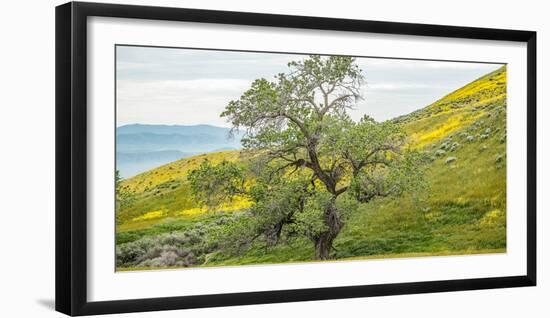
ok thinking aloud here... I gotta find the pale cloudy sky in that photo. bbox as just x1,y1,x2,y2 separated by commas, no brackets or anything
116,46,502,127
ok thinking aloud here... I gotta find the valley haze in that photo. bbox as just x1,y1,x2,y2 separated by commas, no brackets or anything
116,123,243,178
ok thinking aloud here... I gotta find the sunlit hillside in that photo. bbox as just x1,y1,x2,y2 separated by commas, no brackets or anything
117,150,249,231
116,66,507,269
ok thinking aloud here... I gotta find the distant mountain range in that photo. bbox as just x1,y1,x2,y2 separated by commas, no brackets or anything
116,124,243,178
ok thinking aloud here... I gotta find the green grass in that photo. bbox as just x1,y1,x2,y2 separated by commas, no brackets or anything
116,66,507,270
116,212,230,245
117,248,505,272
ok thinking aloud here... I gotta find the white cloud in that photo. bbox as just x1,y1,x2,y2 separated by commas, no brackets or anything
366,83,443,91
116,46,503,125
117,79,252,127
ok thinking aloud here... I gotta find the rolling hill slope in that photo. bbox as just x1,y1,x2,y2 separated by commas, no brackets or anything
116,66,507,269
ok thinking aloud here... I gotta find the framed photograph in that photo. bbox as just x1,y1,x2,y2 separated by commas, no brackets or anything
55,1,536,316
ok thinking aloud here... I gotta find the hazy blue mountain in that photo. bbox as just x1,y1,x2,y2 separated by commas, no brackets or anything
116,124,243,178
116,133,240,152
117,124,237,136
116,150,194,178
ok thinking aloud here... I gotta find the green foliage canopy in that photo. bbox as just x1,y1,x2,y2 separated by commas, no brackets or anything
190,55,427,259
188,160,246,207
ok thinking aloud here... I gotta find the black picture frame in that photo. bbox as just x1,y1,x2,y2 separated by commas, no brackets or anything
55,1,537,316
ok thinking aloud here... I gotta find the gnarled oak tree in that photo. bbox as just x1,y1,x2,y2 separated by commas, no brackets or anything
189,55,426,260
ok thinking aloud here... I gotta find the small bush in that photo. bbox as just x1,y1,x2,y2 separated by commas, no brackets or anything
449,142,460,152
445,157,457,164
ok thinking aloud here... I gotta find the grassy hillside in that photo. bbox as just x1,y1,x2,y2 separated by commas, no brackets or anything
116,150,251,232
337,66,507,258
116,66,507,269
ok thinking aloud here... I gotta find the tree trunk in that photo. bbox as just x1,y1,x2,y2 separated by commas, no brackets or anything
314,198,343,260
315,232,335,260
265,222,283,247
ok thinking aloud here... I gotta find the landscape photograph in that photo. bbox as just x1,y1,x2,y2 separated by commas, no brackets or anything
115,46,507,271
